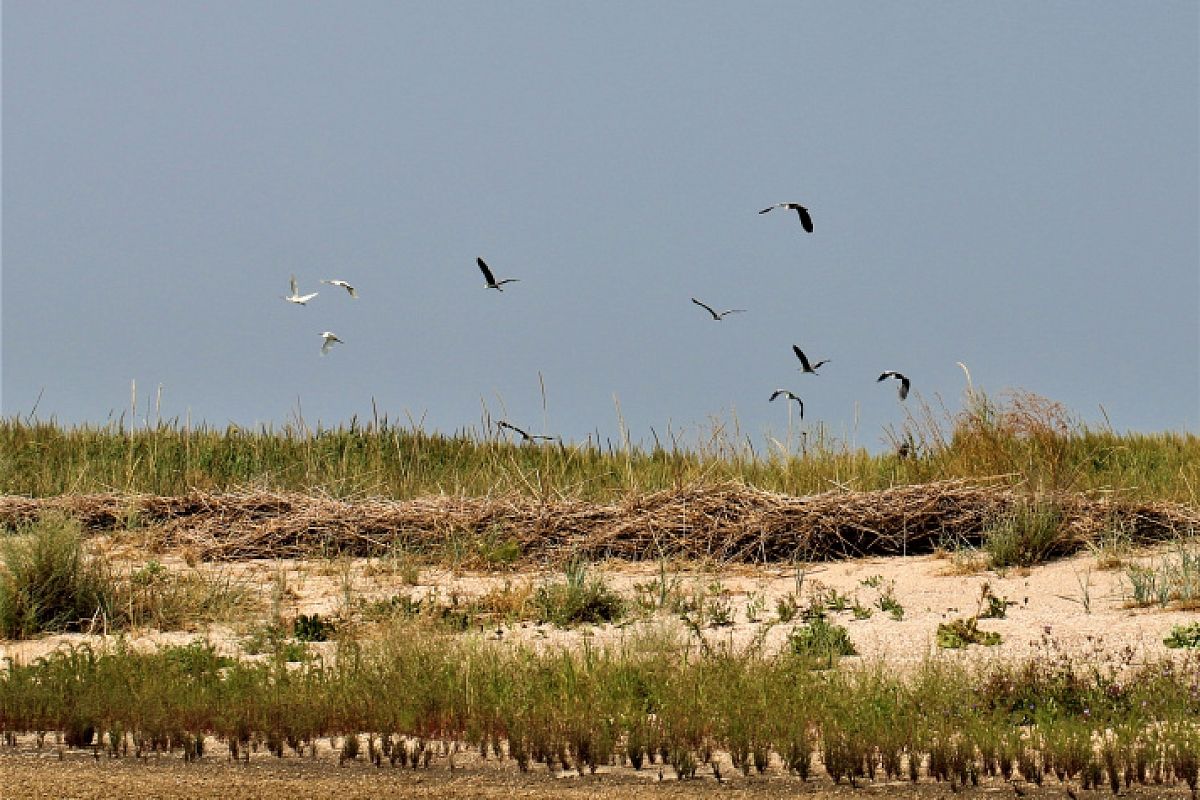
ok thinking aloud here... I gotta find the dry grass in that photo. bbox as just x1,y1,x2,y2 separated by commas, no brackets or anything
1,481,1194,565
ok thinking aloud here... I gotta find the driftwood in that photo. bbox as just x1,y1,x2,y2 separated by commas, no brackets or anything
0,482,1195,564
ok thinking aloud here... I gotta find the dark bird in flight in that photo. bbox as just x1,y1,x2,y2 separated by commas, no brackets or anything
769,389,804,418
497,420,555,443
792,345,830,374
476,257,519,291
691,297,746,320
877,370,911,400
758,202,813,233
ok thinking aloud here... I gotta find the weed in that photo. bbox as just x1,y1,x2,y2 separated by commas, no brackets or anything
985,498,1067,568
787,616,857,665
937,617,1001,649
293,613,335,642
533,558,623,627
1164,623,1200,649
0,514,113,638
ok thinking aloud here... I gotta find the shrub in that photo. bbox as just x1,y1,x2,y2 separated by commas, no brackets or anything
533,558,624,627
937,617,1001,649
0,514,113,638
1164,623,1200,649
984,498,1067,568
787,616,857,665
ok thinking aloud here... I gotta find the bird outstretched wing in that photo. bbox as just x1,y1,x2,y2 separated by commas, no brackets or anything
476,257,497,285
792,345,813,371
691,297,720,319
795,205,814,233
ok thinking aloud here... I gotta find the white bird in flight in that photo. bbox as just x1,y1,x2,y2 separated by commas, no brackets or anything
284,275,319,305
320,331,343,355
321,279,358,298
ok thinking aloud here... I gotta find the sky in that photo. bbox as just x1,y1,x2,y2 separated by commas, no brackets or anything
3,2,1198,451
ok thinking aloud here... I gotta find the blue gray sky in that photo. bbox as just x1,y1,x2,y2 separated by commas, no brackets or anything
4,3,1197,450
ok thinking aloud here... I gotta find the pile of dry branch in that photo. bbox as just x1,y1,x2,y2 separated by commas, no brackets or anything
0,482,1195,563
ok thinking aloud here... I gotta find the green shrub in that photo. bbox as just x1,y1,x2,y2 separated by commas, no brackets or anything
1164,622,1200,649
0,514,114,638
937,617,1002,649
533,558,624,627
787,616,857,665
984,498,1066,568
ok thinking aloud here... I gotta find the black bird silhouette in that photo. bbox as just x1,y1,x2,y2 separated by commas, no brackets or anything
476,257,519,291
758,202,813,233
769,389,804,418
691,297,746,320
792,345,830,374
497,420,554,443
877,370,911,400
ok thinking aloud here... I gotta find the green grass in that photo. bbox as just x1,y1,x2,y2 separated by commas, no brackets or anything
1,627,1198,791
0,515,254,639
0,389,1196,503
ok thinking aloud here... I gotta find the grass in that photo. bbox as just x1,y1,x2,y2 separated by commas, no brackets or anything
1123,539,1200,609
0,389,1196,505
1,626,1198,792
0,514,254,639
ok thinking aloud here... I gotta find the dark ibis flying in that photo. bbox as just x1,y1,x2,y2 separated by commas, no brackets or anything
759,202,813,233
477,257,519,291
877,371,911,400
792,345,830,374
769,389,805,418
691,297,746,320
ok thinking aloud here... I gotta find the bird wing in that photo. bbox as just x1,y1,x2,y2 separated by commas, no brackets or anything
498,421,531,440
691,298,719,319
290,275,298,295
297,292,318,304
769,390,783,402
796,206,814,233
476,257,496,284
899,377,911,400
792,345,812,371
877,372,894,382
497,278,519,286
722,309,747,316
758,205,778,214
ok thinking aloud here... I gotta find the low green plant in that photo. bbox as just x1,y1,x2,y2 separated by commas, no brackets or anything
1124,541,1200,608
977,583,1012,619
937,616,1001,649
1164,622,1200,649
787,616,857,665
533,558,623,627
775,593,799,623
293,613,336,642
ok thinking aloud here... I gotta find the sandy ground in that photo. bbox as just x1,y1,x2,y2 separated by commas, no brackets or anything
1,544,1194,667
3,543,1198,798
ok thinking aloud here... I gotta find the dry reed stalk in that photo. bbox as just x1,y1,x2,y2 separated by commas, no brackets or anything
0,482,1195,564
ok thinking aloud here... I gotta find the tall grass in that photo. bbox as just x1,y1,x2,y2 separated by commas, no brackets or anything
2,627,1198,791
0,515,254,639
2,390,1197,503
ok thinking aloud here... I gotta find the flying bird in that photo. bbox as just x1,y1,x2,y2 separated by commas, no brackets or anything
758,202,813,233
319,331,343,355
691,297,746,320
284,275,319,305
792,345,830,374
497,421,555,443
320,279,358,298
769,389,804,418
877,370,911,400
476,257,519,291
